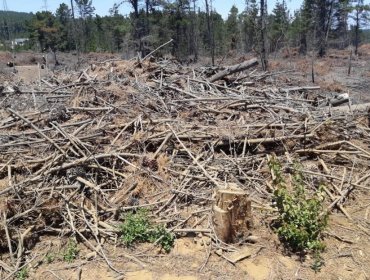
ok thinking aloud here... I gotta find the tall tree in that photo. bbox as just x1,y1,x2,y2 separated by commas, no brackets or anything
300,0,315,54
114,0,150,55
190,0,199,60
242,0,258,52
333,0,350,46
301,0,336,57
205,0,215,65
269,0,289,53
74,0,95,51
260,0,268,70
350,0,370,55
317,0,335,57
74,0,95,19
28,11,60,52
55,3,73,51
226,5,239,51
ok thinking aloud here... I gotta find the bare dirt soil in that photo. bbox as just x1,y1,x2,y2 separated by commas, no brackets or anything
0,48,369,280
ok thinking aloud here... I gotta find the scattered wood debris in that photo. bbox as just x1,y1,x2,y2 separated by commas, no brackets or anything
0,56,369,277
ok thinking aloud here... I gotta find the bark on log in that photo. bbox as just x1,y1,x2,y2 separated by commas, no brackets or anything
330,98,349,107
209,58,258,83
213,184,252,243
280,86,321,92
329,93,349,107
325,102,370,113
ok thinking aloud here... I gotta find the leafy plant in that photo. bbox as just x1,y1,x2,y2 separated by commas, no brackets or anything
147,225,175,253
119,209,175,252
62,239,79,263
268,156,328,271
45,253,55,264
16,267,28,280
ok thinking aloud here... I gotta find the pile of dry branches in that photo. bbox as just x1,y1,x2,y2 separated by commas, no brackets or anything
0,56,369,277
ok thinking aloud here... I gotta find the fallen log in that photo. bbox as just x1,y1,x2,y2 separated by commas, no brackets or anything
325,102,370,113
280,86,321,92
209,58,258,83
329,93,349,107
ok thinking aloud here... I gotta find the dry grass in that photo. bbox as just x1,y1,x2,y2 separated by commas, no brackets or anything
268,60,283,71
0,177,9,191
157,154,170,180
281,47,300,58
318,80,345,92
327,48,352,59
358,43,370,57
294,59,310,73
0,51,12,63
315,60,334,76
131,176,155,198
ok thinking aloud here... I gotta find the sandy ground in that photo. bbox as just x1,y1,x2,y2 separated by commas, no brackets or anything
18,209,370,280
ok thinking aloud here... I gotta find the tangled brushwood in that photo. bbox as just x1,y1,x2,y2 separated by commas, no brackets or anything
0,54,370,278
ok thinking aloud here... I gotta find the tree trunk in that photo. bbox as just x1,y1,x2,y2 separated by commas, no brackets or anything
355,7,360,56
260,0,268,70
130,0,139,18
299,35,307,55
209,58,258,82
205,0,214,66
145,0,150,36
70,0,75,19
129,0,140,53
324,0,335,51
211,1,215,65
213,185,253,243
70,0,80,63
192,0,198,61
317,0,334,57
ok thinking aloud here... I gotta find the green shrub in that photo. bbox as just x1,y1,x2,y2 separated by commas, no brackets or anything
268,156,328,271
62,239,79,263
16,267,28,280
119,209,175,252
45,252,55,264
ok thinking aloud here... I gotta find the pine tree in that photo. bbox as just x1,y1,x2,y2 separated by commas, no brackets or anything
350,0,370,55
333,0,350,46
269,0,289,53
74,0,96,51
55,3,73,51
300,0,336,57
226,5,239,51
190,0,199,61
260,0,268,70
74,0,95,19
205,0,214,65
28,12,59,51
242,0,258,52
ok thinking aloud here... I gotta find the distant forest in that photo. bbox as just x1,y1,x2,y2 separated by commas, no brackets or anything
0,11,33,40
0,0,369,62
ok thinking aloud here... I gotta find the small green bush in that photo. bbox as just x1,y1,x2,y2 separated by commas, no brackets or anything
16,267,28,280
62,239,79,263
45,252,55,264
119,209,175,252
268,156,328,270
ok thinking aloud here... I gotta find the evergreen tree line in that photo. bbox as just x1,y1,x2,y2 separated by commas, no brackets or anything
1,0,370,61
0,11,33,41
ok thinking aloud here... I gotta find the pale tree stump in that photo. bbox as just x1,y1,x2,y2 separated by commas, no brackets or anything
213,185,253,243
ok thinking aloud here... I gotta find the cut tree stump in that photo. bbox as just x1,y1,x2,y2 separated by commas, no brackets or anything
213,184,253,243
